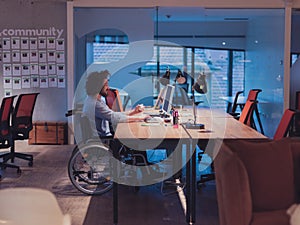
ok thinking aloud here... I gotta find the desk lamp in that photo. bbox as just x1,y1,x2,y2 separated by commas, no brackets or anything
175,69,187,84
159,67,170,86
185,73,207,129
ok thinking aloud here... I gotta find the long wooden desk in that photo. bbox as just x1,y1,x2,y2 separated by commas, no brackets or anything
113,107,267,224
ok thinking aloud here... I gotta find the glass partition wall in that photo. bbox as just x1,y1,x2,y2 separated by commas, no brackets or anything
74,7,285,138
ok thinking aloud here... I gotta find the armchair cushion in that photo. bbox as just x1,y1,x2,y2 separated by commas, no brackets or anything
252,209,289,225
227,138,295,212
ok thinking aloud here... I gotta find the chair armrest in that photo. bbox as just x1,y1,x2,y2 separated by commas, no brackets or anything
229,112,240,117
214,143,252,225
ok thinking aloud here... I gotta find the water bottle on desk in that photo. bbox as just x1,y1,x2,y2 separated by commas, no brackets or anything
172,109,179,128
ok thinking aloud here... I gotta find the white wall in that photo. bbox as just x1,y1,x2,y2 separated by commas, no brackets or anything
0,0,67,122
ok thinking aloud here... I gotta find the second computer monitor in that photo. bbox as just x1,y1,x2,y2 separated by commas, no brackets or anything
162,84,175,114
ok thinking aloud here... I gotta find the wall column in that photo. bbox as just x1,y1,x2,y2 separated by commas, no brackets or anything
283,0,293,110
67,0,74,144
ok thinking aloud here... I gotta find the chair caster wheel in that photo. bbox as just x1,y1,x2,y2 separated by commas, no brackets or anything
28,161,33,167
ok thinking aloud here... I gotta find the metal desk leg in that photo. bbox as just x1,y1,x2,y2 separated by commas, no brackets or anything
112,148,118,225
191,149,196,223
186,143,191,224
113,181,118,225
186,140,196,224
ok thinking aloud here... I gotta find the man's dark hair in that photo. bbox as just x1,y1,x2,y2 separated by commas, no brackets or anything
85,70,110,96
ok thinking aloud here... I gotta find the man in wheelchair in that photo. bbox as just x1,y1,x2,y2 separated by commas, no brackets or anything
82,70,160,186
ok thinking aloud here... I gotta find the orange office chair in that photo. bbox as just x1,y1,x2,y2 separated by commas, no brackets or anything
105,88,123,112
0,95,21,176
244,89,264,134
273,109,297,140
238,100,256,127
1,93,39,167
246,88,262,101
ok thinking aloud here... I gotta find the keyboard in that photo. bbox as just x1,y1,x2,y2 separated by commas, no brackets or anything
144,117,163,123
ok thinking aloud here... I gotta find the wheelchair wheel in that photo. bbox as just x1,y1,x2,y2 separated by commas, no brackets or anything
68,142,113,195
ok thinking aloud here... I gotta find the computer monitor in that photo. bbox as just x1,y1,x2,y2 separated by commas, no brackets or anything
162,84,174,114
154,86,166,109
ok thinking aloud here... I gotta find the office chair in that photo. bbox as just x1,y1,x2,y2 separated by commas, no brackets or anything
238,100,256,127
0,187,71,225
229,90,244,117
231,89,264,133
105,88,123,112
1,93,39,167
247,88,262,101
273,109,298,140
0,95,22,176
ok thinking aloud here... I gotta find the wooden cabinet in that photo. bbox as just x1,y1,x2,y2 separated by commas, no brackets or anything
29,122,67,145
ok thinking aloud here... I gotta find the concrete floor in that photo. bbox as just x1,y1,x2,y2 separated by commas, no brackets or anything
0,141,219,225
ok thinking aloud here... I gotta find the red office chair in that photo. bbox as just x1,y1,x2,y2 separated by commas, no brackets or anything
273,109,297,140
105,88,123,112
245,89,264,134
238,100,256,127
2,93,39,167
246,88,262,101
0,95,21,176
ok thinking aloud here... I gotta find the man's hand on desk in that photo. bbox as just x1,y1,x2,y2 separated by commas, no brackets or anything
127,104,145,116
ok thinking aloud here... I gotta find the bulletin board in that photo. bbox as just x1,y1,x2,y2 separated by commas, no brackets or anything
0,27,66,97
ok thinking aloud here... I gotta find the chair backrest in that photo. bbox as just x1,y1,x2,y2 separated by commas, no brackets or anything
12,93,39,139
273,109,296,140
246,89,262,101
0,95,16,137
105,88,123,112
296,91,300,110
231,90,244,113
0,187,71,225
238,100,256,126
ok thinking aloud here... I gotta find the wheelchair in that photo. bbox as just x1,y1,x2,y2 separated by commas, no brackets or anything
66,110,149,195
68,141,113,195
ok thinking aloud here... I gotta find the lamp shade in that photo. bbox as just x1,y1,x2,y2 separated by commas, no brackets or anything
175,69,187,84
193,73,207,94
159,68,171,86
